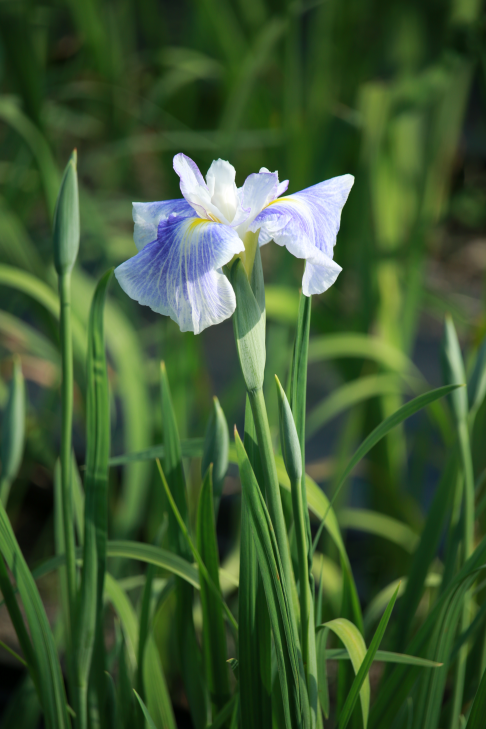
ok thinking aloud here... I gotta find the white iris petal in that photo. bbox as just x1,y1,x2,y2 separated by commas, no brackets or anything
206,159,239,223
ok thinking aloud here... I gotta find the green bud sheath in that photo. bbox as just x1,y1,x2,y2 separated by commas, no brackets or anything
275,375,303,484
53,150,80,276
231,258,266,393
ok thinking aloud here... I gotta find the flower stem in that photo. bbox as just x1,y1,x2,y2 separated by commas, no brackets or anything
58,272,77,701
248,388,293,602
291,474,310,675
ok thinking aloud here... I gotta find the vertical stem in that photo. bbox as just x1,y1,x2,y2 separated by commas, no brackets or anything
449,420,474,729
59,272,77,635
248,388,293,609
291,475,310,675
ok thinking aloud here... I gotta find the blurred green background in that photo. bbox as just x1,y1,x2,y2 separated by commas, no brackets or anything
0,0,486,716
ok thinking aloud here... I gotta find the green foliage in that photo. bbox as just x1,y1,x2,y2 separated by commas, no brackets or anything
0,356,25,505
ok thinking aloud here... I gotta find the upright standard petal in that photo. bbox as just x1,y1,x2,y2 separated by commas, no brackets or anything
250,174,354,296
133,199,194,251
115,215,244,334
206,159,239,222
234,171,278,235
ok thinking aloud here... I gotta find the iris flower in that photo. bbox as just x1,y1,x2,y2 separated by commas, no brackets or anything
115,154,354,334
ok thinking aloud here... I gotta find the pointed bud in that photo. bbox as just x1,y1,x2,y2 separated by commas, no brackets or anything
442,314,468,423
275,375,302,483
202,397,229,517
231,258,266,392
53,150,80,276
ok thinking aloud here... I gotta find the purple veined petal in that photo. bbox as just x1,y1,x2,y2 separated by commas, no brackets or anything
302,247,343,297
115,215,244,334
249,173,354,294
132,200,194,251
173,153,208,195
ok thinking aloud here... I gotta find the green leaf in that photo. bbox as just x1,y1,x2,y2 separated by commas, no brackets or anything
316,628,330,719
133,690,158,729
143,637,177,729
231,257,265,393
74,269,112,721
0,356,25,506
468,332,486,419
336,584,400,729
364,575,441,633
370,537,486,728
0,502,70,729
0,97,60,215
0,556,38,683
104,572,139,673
136,525,167,701
306,373,405,438
337,509,419,553
318,618,370,728
159,362,206,728
235,428,310,729
108,438,204,466
312,384,462,552
207,695,238,729
325,649,441,667
196,467,231,718
201,397,229,518
52,150,80,276
160,361,190,559
239,398,271,729
308,333,417,374
106,541,200,589
277,464,363,632
465,663,486,728
394,450,457,651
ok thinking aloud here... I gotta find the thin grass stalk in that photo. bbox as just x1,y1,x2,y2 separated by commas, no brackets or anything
58,271,77,646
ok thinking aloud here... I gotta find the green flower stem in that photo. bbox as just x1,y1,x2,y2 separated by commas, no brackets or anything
291,475,310,676
449,420,475,729
248,388,294,605
58,272,77,639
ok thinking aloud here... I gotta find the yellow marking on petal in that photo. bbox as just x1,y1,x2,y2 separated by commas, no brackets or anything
264,195,299,210
188,217,209,231
207,211,222,223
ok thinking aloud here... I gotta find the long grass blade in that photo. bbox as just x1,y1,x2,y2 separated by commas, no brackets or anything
235,428,310,729
0,502,70,728
337,584,400,729
0,356,25,506
312,384,462,552
196,466,231,718
239,397,271,729
159,361,207,728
